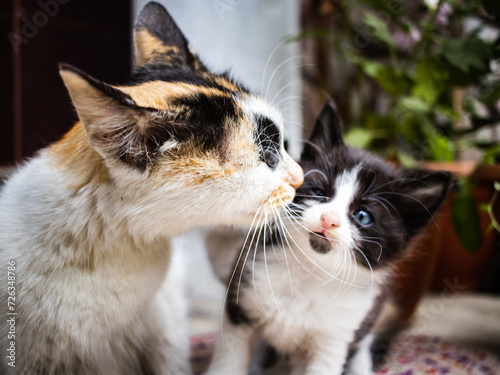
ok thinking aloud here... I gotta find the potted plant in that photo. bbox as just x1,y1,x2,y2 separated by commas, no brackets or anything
298,0,500,318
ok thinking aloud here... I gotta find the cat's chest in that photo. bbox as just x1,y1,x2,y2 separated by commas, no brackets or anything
241,248,380,353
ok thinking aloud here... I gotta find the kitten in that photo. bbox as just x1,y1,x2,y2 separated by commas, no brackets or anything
207,100,452,375
0,2,303,374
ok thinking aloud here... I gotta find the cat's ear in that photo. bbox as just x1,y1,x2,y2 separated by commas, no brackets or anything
133,2,207,72
301,99,344,161
393,169,453,237
59,64,167,170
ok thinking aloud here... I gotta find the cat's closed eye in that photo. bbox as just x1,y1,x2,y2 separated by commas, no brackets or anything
255,116,281,169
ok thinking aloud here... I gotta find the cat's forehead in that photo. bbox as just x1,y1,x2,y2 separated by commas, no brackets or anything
239,96,284,130
117,64,246,110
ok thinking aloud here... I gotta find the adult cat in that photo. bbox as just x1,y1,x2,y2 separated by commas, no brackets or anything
207,100,452,375
0,2,302,374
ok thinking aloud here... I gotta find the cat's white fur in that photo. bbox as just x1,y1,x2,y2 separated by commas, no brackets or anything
0,91,301,375
208,168,388,375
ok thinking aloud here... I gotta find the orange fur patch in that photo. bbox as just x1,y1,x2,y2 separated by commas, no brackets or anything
265,183,295,211
150,118,258,187
118,81,231,110
47,122,109,190
134,30,182,66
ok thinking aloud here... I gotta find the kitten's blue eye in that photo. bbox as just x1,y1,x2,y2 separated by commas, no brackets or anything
312,188,326,197
353,210,374,226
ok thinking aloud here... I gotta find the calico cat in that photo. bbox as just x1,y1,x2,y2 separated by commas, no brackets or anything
207,100,452,375
0,2,303,374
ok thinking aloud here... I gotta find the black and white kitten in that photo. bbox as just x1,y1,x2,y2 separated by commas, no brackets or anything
207,100,452,375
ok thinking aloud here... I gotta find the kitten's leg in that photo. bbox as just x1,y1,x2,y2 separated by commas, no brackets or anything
303,338,350,375
346,333,376,375
206,315,259,375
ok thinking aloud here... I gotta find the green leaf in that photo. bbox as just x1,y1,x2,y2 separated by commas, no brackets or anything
487,222,495,233
480,203,490,212
344,128,375,149
427,134,454,162
412,56,449,104
442,38,492,73
480,144,500,165
360,62,410,95
495,181,500,191
398,96,430,113
451,189,483,252
395,151,418,168
363,12,395,48
475,81,500,106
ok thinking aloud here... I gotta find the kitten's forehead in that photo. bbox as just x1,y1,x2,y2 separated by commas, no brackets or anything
240,96,284,130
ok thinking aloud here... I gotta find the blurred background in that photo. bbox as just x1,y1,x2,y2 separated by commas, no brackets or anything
1,0,500,360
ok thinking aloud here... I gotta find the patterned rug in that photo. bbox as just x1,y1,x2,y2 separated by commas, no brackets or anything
190,334,500,375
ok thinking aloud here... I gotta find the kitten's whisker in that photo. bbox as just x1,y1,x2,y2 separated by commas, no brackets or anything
277,200,362,288
373,191,439,227
301,140,331,173
353,244,375,293
357,237,384,262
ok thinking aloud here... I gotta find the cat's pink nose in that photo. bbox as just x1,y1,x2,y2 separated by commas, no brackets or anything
321,212,341,230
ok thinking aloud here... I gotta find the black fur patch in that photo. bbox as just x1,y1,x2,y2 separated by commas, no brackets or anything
135,2,190,64
60,63,138,109
255,116,281,169
128,64,237,94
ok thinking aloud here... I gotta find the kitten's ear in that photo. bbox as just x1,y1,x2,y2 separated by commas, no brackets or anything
134,2,207,72
394,169,453,237
301,99,344,161
60,64,166,170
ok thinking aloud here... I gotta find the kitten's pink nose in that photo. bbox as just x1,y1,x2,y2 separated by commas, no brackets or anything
321,212,341,230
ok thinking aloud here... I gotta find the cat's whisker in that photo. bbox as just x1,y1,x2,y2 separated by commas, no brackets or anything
264,54,305,99
220,206,263,343
262,206,305,353
270,79,304,107
277,200,362,289
275,95,303,108
303,169,329,184
236,214,264,304
266,62,314,103
251,215,269,315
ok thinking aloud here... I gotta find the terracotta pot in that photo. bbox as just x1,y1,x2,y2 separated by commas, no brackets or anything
391,162,499,324
431,183,496,290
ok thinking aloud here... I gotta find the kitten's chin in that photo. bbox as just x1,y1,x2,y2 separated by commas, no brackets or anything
309,233,332,254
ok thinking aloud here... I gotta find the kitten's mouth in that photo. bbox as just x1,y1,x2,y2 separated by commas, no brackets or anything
309,232,331,254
